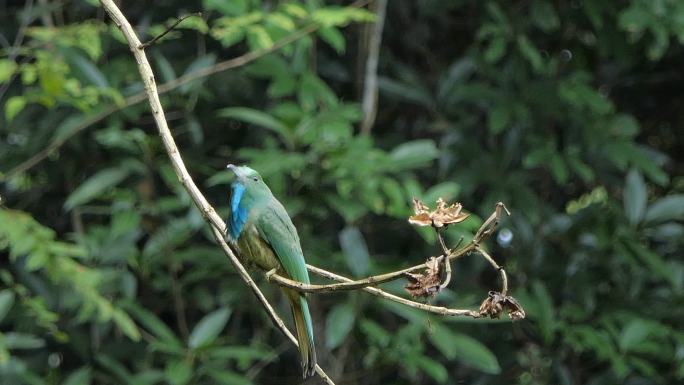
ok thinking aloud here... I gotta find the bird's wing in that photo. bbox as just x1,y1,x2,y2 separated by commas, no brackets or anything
256,199,310,284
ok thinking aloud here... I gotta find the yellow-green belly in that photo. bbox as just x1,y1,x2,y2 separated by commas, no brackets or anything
237,225,282,272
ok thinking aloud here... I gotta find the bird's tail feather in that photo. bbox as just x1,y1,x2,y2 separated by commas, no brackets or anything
288,291,317,378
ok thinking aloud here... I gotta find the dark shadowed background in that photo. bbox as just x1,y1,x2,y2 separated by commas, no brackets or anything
1,1,683,384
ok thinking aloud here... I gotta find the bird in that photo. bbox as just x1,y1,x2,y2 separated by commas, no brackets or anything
225,164,317,378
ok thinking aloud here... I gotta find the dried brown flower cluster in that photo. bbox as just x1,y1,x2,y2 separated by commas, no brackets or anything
409,198,469,228
404,256,448,298
479,291,526,320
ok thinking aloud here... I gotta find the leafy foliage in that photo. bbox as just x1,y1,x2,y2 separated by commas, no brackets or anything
1,1,683,384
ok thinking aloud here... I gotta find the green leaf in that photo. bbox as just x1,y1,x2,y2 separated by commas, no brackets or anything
388,139,439,170
517,35,543,72
531,1,560,32
217,107,291,141
206,369,252,385
612,114,640,137
428,325,501,374
64,167,131,211
153,52,177,83
625,241,677,286
96,354,134,384
423,182,461,204
203,0,247,16
624,168,647,225
644,194,684,223
484,37,506,63
208,346,275,365
69,52,109,87
62,367,92,385
619,319,655,352
318,26,345,53
246,25,274,50
164,360,192,385
188,307,231,349
325,194,368,223
415,356,449,383
143,220,194,258
0,290,15,323
325,303,355,349
488,104,510,134
358,319,391,347
5,96,26,122
179,54,216,93
339,226,370,277
523,281,556,343
3,333,45,349
0,59,17,83
112,309,141,341
549,153,569,184
122,302,180,345
312,7,375,27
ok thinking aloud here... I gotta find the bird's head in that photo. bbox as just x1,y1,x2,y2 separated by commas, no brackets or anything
227,164,262,184
226,164,271,203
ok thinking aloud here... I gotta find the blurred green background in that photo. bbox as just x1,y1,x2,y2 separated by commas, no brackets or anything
1,1,683,384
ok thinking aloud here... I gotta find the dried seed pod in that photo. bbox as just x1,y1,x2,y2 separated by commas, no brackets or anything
409,198,470,228
479,291,526,320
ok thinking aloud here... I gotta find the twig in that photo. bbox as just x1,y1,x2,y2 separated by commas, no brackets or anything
139,12,202,49
98,1,334,383
306,264,483,318
360,0,387,135
268,200,507,296
476,246,508,296
435,229,452,290
474,202,510,243
268,199,509,295
268,242,476,293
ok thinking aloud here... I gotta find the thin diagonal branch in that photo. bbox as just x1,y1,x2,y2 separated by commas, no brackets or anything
98,1,334,383
139,12,203,49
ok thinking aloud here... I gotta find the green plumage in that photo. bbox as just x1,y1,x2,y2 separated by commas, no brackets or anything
226,165,316,378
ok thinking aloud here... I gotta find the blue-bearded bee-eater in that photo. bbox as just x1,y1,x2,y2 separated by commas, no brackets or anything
225,164,317,378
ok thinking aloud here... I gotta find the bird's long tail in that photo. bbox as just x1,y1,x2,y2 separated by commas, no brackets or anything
286,289,317,378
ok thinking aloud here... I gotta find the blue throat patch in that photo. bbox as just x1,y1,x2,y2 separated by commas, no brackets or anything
228,182,248,240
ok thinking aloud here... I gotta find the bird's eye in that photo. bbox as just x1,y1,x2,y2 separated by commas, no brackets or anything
253,177,258,182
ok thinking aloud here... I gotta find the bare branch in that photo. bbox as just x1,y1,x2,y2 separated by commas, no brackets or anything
307,264,483,318
98,1,334,382
474,202,510,243
268,242,476,293
476,246,508,295
360,0,387,135
139,12,203,49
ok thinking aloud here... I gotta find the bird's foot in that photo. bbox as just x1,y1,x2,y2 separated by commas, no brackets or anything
265,268,278,282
